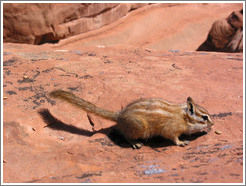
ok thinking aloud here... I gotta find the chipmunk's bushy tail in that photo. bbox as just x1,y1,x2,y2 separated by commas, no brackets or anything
49,90,118,122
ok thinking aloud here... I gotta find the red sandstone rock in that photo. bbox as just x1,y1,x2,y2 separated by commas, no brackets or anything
54,3,243,51
197,8,243,52
2,3,243,184
3,3,148,44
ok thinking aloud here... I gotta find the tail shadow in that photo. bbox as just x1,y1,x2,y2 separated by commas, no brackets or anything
38,108,128,147
38,108,114,137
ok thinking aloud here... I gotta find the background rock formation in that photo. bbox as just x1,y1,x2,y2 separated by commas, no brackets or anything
197,9,243,52
3,3,148,44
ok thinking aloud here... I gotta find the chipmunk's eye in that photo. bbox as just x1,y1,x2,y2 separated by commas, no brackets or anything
202,115,208,121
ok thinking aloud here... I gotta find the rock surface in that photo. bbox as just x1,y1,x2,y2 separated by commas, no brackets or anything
3,3,148,44
2,3,243,183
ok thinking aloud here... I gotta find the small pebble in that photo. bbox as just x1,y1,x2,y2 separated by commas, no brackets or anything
23,76,29,79
3,97,8,100
215,130,222,135
59,137,64,140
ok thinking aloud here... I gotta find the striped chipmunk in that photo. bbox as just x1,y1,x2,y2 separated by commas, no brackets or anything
49,90,214,149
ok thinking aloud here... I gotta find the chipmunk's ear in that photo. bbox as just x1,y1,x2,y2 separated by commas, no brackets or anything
187,97,195,115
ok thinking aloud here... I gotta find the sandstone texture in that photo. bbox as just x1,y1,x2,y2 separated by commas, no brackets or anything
2,3,244,183
3,3,148,45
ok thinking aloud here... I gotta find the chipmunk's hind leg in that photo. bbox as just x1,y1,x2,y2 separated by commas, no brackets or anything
116,115,146,149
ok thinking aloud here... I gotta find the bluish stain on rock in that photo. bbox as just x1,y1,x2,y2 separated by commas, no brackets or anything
169,50,180,53
221,145,234,150
144,168,166,175
208,157,219,163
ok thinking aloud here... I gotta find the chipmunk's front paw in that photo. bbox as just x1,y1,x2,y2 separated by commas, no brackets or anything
177,140,189,147
126,139,143,149
174,138,189,147
132,142,143,149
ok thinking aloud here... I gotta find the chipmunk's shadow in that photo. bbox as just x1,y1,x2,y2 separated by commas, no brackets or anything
38,108,113,137
38,108,207,149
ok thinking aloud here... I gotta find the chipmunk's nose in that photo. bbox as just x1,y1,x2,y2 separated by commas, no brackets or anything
208,116,214,126
207,120,214,129
205,119,214,133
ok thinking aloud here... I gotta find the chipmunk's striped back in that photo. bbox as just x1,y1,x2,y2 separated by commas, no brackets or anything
122,98,183,115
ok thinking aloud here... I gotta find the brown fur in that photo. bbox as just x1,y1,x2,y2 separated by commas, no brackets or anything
197,9,243,52
49,90,214,149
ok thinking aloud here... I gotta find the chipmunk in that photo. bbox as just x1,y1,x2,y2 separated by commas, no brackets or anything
49,90,214,149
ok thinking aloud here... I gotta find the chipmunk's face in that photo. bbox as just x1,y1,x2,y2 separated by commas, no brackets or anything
185,97,214,134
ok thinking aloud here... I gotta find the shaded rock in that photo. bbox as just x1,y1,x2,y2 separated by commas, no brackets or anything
197,8,243,52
